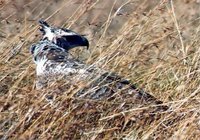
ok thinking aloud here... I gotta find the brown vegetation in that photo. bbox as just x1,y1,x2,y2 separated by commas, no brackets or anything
0,0,200,139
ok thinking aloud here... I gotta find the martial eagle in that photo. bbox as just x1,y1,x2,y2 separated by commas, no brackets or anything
30,39,166,104
30,20,168,106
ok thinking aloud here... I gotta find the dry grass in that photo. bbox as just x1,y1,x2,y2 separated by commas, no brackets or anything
0,0,200,139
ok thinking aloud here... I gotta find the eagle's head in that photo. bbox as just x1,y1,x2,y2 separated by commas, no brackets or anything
38,19,89,51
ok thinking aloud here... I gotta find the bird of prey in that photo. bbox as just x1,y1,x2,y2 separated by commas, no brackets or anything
38,20,89,51
30,20,169,105
30,40,167,104
30,39,168,138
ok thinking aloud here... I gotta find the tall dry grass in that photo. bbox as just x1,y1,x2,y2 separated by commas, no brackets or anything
0,0,200,139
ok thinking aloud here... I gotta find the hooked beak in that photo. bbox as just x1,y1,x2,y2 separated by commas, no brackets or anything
82,36,89,49
80,34,89,49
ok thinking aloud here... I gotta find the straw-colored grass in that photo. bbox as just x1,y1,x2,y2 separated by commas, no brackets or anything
0,0,199,139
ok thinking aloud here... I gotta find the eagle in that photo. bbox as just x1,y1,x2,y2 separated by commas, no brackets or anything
38,20,89,51
31,20,168,102
30,39,166,104
30,23,169,138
